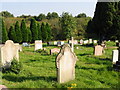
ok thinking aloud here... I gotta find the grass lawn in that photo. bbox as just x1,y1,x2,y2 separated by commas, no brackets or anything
1,41,120,88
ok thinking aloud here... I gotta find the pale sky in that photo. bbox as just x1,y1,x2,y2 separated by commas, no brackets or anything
0,0,98,17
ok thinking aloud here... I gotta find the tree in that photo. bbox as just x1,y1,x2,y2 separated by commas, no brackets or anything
30,18,38,42
27,27,32,43
37,23,42,40
2,20,8,43
21,19,28,42
41,22,48,42
59,12,76,40
37,13,46,21
76,13,87,18
46,23,52,41
0,11,14,17
15,21,22,43
8,26,16,42
87,1,116,43
46,12,52,20
51,12,59,18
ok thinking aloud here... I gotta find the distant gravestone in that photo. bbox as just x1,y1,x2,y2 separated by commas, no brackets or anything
74,40,78,44
115,40,119,43
56,44,77,83
94,45,103,56
50,48,60,55
54,41,57,45
89,39,92,44
57,41,61,46
83,40,88,45
0,40,19,68
112,50,119,64
22,42,30,47
14,43,22,52
47,42,52,46
35,40,42,51
80,39,83,45
93,40,97,44
61,41,64,45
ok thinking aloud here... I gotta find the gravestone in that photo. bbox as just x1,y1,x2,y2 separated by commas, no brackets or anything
89,39,92,44
0,85,8,90
0,40,19,68
83,40,88,45
14,43,22,52
68,40,72,44
112,50,119,64
35,40,42,51
74,40,78,45
61,41,64,45
47,42,52,46
93,40,97,44
57,41,61,46
94,45,103,56
50,48,60,55
115,40,119,43
71,37,74,52
56,44,77,83
54,41,57,45
80,39,83,45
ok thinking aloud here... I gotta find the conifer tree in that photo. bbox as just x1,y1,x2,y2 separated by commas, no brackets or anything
8,26,16,42
15,21,22,43
37,23,42,40
30,18,38,42
21,19,28,42
46,23,52,41
2,20,8,43
27,27,32,43
41,22,48,42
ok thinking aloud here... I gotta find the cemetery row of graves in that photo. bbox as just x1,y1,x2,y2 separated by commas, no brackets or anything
0,38,120,88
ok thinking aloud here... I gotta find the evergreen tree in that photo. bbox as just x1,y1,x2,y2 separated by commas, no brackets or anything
27,27,32,43
15,21,22,43
21,19,28,42
41,22,48,42
30,18,38,42
2,20,8,43
87,1,116,43
8,26,16,42
37,23,42,40
59,12,76,40
46,23,52,41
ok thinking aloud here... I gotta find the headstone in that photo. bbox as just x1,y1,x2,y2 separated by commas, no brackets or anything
47,42,52,46
54,41,57,45
35,40,42,51
57,41,61,46
112,50,119,64
93,40,97,44
74,40,78,45
89,39,92,44
68,40,72,44
56,44,77,83
61,41,64,45
0,40,19,68
115,40,119,43
50,48,60,55
94,45,103,56
14,43,22,52
0,85,8,90
83,40,88,45
80,39,83,45
22,42,30,47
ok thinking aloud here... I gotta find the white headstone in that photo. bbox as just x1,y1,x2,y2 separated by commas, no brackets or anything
80,39,83,45
35,40,42,51
0,40,19,68
56,44,77,83
112,50,119,64
61,41,64,45
93,40,97,44
54,41,57,45
89,39,92,44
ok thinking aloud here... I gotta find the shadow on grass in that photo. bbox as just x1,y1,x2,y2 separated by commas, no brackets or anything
2,75,57,82
77,53,91,56
82,44,94,47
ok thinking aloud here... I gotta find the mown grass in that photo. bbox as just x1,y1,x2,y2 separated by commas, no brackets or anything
1,41,120,88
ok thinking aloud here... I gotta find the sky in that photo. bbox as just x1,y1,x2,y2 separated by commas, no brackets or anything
0,0,98,17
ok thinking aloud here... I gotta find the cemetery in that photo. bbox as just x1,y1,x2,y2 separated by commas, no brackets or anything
0,39,119,88
0,0,120,89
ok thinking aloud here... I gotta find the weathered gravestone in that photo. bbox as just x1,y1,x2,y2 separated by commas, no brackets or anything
50,48,60,55
88,39,92,44
22,42,30,47
47,42,52,46
93,40,97,44
0,40,19,68
56,44,78,83
14,43,22,52
80,39,83,45
0,85,8,90
112,50,119,64
35,40,42,51
61,41,64,45
54,41,57,45
83,40,88,45
94,45,103,56
57,41,61,46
